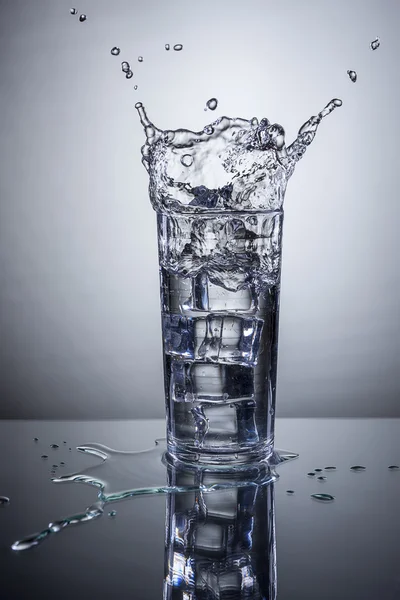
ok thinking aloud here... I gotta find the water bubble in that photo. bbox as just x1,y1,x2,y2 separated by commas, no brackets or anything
70,8,77,15
41,455,48,459
311,493,335,502
324,466,336,471
108,510,117,518
138,56,143,62
50,444,59,449
314,468,322,472
347,70,357,83
307,472,316,477
388,465,399,470
125,70,133,79
317,476,327,481
370,37,380,51
173,44,183,51
206,98,218,111
79,14,86,22
350,465,366,471
165,44,170,51
0,496,10,505
181,154,193,167
121,61,130,73
33,437,39,442
134,85,138,90
286,490,295,495
111,47,120,56
203,125,214,135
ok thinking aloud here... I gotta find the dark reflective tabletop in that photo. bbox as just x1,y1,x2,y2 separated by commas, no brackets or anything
0,419,399,599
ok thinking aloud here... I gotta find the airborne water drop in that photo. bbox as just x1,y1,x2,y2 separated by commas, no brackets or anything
311,493,335,502
121,61,130,73
173,44,183,51
70,8,77,15
126,70,133,79
111,47,120,56
347,70,357,83
0,496,10,505
370,37,380,50
79,14,86,22
206,98,218,111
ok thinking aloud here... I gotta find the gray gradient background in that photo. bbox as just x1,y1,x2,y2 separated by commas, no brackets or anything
0,0,399,419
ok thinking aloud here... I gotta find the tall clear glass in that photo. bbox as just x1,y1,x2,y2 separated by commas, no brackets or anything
158,208,283,466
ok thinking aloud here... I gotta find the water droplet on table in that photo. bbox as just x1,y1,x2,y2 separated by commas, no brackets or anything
79,14,86,22
370,37,380,50
111,47,120,56
0,496,10,505
125,70,133,79
121,61,130,73
350,465,366,471
388,465,399,470
347,70,357,82
70,8,77,15
311,493,335,502
206,98,218,111
165,43,170,51
181,154,193,167
50,444,59,449
138,56,143,62
108,510,117,518
173,44,183,51
324,466,336,471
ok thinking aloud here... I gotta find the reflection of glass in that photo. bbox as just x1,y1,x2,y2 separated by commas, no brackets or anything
163,464,277,599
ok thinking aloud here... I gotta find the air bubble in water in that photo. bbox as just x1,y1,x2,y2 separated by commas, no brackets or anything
41,454,48,459
0,496,10,505
108,510,117,517
173,44,183,51
121,61,130,73
370,37,380,51
70,8,77,15
79,14,86,22
388,465,399,470
138,56,143,62
165,44,170,51
50,444,59,449
206,98,218,111
311,493,334,502
111,47,120,56
350,465,366,471
126,70,133,79
181,154,193,167
203,125,214,135
347,70,357,83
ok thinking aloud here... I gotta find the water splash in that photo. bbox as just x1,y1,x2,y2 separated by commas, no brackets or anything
11,440,297,552
347,70,357,82
111,47,120,56
370,37,380,50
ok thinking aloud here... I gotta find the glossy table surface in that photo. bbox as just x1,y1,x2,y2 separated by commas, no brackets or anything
0,418,399,600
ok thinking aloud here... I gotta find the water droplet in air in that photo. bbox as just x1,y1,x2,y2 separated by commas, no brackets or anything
121,61,130,73
181,154,193,167
307,472,316,477
311,493,335,502
350,465,366,471
60,462,65,466
203,125,214,135
234,453,238,459
388,465,399,470
173,44,183,51
370,37,380,50
79,14,86,22
206,98,218,111
111,47,120,56
317,476,327,481
50,444,59,449
34,437,39,442
286,490,295,495
165,44,170,51
70,8,77,15
52,465,58,469
324,466,336,471
126,70,133,79
134,85,138,90
108,510,117,517
0,496,10,505
69,448,72,451
41,455,48,459
347,70,357,83
314,468,322,472
138,56,143,62
63,441,67,444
